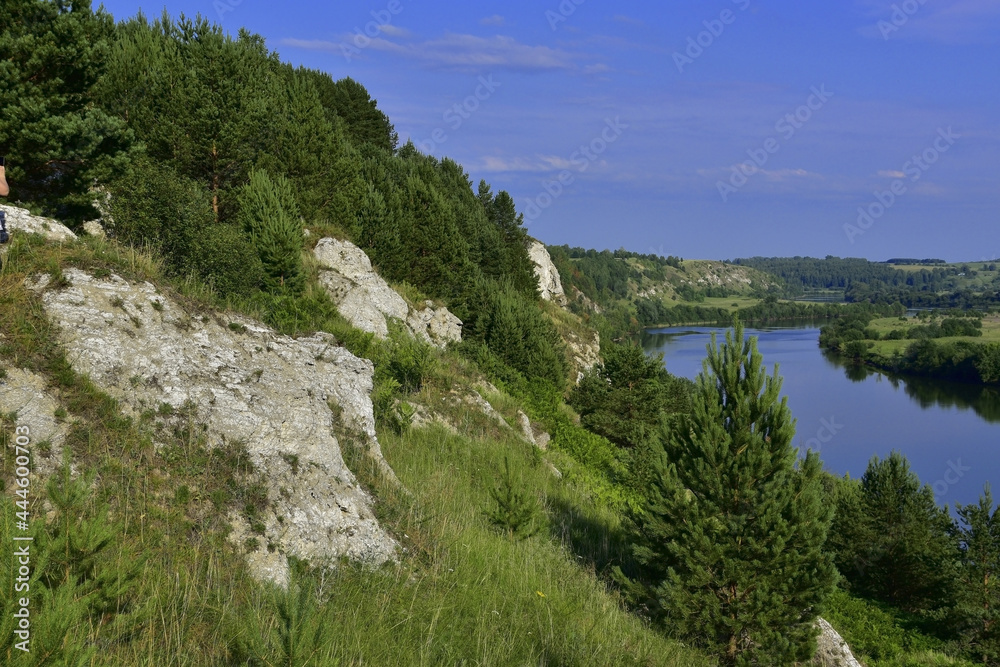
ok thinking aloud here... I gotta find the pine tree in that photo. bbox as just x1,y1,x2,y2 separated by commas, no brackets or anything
237,169,305,293
838,451,958,613
634,321,835,665
954,486,1000,663
0,0,134,220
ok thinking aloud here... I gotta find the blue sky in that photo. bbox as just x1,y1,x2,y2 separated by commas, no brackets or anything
96,0,1000,262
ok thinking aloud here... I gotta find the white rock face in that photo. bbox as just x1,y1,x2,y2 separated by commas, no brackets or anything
567,330,601,383
82,220,106,238
407,301,462,347
0,204,76,243
39,269,398,585
313,238,461,348
314,238,409,339
528,240,567,305
813,618,863,667
0,368,70,477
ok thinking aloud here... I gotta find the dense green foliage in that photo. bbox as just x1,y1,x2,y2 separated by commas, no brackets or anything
830,453,957,614
954,488,1000,664
0,0,135,220
570,343,691,449
733,256,1000,309
236,169,304,293
631,322,836,665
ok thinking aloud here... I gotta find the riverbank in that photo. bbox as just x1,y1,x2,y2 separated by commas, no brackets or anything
819,314,1000,386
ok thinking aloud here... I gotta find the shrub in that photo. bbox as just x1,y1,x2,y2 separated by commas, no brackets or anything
190,224,264,298
106,155,212,273
486,457,542,539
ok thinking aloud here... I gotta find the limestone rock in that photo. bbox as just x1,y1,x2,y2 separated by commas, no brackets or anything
40,269,398,585
567,329,601,383
314,238,408,339
0,204,76,243
313,238,462,348
516,410,549,450
517,411,535,446
407,301,462,348
528,240,567,305
812,618,863,667
0,368,71,477
82,220,106,238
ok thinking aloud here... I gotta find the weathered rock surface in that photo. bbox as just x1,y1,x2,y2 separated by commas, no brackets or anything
38,269,398,586
313,238,461,348
812,618,863,667
567,329,601,383
0,204,76,243
0,368,70,477
528,240,567,305
314,238,409,339
82,220,106,238
406,301,462,347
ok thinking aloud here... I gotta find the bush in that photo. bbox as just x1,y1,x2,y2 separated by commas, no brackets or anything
106,155,212,273
486,456,543,539
190,224,264,298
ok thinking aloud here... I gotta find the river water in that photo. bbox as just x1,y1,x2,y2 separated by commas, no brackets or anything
641,323,1000,508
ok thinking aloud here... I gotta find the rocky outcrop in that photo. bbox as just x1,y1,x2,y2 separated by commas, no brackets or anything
36,268,398,586
407,301,462,348
0,204,76,243
812,618,863,667
528,240,567,305
314,238,409,338
567,329,601,383
0,367,70,477
313,238,461,348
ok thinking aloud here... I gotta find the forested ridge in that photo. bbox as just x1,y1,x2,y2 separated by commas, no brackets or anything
734,256,1000,308
3,3,1000,666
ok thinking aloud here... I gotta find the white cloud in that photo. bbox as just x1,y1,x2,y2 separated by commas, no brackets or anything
283,32,578,72
379,24,411,38
480,15,506,27
877,170,907,178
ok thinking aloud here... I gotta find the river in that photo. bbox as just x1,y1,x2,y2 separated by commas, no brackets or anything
641,322,1000,508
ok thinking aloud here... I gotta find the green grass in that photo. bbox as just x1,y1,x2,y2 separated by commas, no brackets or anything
863,315,1000,358
824,590,974,667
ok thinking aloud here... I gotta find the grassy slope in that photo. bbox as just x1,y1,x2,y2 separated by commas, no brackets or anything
0,230,709,665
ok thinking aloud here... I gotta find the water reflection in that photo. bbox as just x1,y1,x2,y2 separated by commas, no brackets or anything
644,325,1000,425
819,348,1000,423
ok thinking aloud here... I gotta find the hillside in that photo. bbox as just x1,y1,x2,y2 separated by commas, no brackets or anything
0,205,713,665
3,4,982,665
